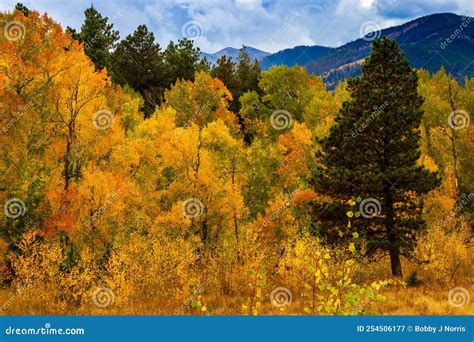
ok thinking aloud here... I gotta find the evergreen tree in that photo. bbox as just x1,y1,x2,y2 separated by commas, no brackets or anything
79,6,119,71
164,38,203,85
197,56,211,74
15,2,29,16
66,26,80,41
233,47,261,112
111,25,167,117
310,38,440,276
211,55,236,88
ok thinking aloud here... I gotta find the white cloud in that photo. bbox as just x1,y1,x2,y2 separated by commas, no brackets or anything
0,0,472,53
360,0,375,8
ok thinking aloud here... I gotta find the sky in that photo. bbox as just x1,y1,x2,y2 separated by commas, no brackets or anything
0,0,473,53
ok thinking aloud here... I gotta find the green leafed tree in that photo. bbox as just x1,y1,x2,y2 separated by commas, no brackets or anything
79,6,119,71
310,38,440,277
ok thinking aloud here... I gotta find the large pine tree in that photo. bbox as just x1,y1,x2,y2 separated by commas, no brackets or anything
79,6,119,71
111,25,167,117
211,55,236,92
311,38,440,276
233,47,262,112
163,38,205,84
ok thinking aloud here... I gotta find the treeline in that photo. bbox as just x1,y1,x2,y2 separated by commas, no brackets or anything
59,5,262,117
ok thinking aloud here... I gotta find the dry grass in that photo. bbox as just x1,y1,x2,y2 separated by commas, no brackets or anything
1,284,472,315
1,270,472,316
373,285,473,315
1,244,472,316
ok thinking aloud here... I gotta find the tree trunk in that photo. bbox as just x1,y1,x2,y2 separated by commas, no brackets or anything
450,129,462,231
447,75,462,231
389,246,403,277
64,135,71,190
64,115,76,191
231,163,239,245
385,185,403,277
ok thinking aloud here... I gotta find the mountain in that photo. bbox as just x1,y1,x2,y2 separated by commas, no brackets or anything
201,46,271,64
304,13,474,88
259,45,335,70
201,13,473,88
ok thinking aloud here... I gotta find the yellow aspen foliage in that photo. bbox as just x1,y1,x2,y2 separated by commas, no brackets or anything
415,220,471,284
277,122,315,188
164,71,237,130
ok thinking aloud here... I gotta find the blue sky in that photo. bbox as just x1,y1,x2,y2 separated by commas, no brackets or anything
1,0,473,52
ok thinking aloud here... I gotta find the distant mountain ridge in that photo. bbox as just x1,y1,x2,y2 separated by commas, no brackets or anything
202,13,473,88
260,45,335,69
306,13,474,88
201,46,271,64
